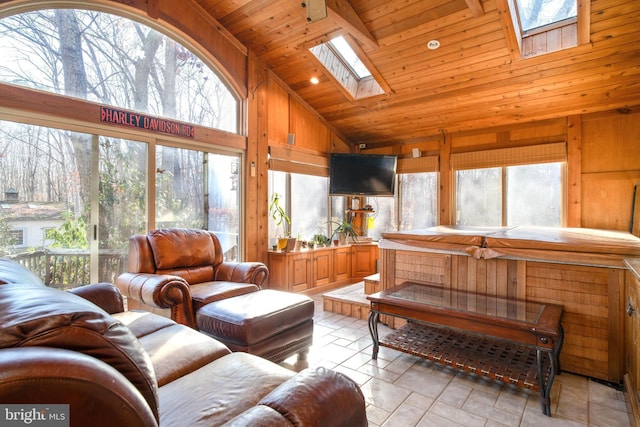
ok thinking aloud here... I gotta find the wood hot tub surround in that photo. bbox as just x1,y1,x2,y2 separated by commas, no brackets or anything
377,226,640,383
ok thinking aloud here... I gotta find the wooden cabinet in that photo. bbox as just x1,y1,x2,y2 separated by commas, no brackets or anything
267,244,378,293
268,251,312,292
312,247,333,287
625,259,640,425
333,247,351,282
351,244,377,278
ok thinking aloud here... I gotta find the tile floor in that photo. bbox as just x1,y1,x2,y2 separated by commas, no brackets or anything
283,292,633,427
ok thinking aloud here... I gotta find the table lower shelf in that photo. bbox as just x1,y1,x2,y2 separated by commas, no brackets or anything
379,321,550,391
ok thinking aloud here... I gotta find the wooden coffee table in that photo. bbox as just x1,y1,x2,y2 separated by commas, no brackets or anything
367,281,564,416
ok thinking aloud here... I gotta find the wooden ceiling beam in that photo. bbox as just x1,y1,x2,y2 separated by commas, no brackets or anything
325,0,379,50
464,0,484,17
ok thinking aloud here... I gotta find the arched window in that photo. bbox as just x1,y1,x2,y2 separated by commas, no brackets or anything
0,8,239,133
0,8,244,286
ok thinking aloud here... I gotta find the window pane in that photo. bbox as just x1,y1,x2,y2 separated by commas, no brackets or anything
0,9,238,132
156,146,204,229
329,36,371,78
99,136,148,281
399,173,438,230
208,153,241,261
366,197,397,241
290,174,328,241
456,168,502,226
506,163,562,226
268,170,287,245
515,0,577,32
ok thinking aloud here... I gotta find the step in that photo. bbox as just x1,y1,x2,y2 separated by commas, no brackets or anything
364,273,380,295
322,282,370,320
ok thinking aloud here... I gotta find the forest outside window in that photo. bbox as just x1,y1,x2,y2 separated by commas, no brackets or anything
0,8,243,286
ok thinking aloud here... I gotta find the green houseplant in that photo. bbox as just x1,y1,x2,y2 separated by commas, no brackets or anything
269,193,296,251
330,219,358,245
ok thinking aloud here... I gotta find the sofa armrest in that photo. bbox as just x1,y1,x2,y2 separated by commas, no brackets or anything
69,282,125,314
215,261,269,288
0,347,158,427
224,367,367,427
116,272,196,328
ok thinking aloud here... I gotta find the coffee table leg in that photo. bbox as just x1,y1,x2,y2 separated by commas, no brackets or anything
368,310,380,360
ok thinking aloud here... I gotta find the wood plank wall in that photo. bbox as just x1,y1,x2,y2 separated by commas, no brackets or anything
380,248,624,382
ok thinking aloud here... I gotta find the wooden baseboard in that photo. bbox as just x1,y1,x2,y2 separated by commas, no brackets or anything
624,374,639,427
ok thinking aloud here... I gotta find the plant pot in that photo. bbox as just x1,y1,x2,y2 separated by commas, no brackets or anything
277,237,297,252
285,237,297,251
276,238,289,251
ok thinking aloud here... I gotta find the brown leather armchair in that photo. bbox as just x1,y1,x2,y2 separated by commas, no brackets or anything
116,228,268,328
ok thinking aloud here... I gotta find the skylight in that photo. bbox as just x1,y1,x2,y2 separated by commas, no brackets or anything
308,34,388,100
515,0,577,33
328,36,371,79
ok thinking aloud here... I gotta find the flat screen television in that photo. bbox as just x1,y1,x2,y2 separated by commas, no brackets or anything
329,153,397,196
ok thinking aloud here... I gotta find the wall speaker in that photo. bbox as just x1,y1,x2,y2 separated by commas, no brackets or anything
304,0,327,22
287,133,295,145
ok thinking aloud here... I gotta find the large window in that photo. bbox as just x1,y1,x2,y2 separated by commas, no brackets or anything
268,171,329,245
455,163,563,227
398,172,438,230
0,8,243,286
0,9,239,132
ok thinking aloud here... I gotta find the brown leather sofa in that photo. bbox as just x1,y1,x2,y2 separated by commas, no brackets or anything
0,258,367,427
116,228,269,328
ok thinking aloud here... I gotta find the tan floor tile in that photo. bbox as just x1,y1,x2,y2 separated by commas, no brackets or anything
309,290,633,427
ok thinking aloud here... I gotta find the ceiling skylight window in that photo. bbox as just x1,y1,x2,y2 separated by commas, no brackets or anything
502,0,586,59
309,35,389,100
515,0,577,33
328,36,371,79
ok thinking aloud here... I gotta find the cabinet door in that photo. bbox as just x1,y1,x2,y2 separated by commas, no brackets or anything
626,271,640,403
267,252,290,291
290,252,312,292
351,244,377,278
313,249,333,287
333,247,351,282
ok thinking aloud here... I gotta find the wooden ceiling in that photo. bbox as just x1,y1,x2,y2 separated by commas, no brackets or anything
195,0,640,148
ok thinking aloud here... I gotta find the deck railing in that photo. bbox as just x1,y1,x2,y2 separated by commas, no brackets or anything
9,250,126,289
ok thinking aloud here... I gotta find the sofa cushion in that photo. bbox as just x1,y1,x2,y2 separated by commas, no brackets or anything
190,281,259,309
158,352,295,427
114,311,231,387
0,283,159,418
147,228,216,270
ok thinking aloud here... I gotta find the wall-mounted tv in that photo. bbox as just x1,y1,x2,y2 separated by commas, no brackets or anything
329,153,397,196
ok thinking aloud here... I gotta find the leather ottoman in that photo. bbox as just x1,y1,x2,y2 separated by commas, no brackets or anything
196,290,314,367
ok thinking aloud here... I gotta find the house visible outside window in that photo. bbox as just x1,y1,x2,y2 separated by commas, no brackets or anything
7,229,25,246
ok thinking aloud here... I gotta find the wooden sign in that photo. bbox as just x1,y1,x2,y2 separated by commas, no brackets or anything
100,106,194,138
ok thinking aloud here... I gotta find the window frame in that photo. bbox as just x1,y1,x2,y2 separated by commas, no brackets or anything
497,0,590,60
452,162,567,227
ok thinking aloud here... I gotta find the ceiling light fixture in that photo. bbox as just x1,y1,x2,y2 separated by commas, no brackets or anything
310,76,319,84
427,40,440,50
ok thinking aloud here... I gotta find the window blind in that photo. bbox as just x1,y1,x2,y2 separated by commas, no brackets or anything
450,142,566,170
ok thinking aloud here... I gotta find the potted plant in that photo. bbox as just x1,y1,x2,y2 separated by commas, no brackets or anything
269,193,296,251
330,219,358,245
311,233,331,248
